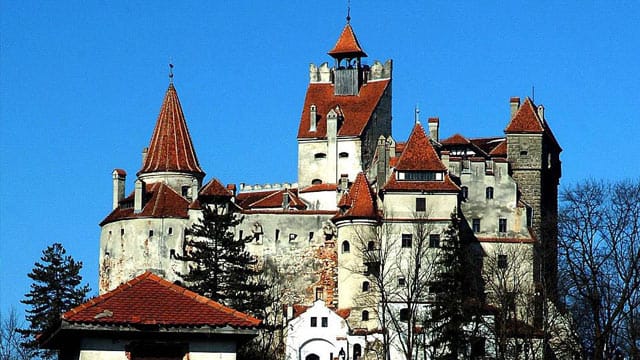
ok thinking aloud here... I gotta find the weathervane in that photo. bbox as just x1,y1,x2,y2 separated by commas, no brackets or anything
169,60,174,84
346,0,351,23
415,104,420,124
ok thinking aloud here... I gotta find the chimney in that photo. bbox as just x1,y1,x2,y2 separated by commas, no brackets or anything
134,179,145,213
142,147,148,167
190,178,199,201
226,184,236,197
428,117,440,141
339,174,349,191
309,104,317,132
282,192,290,210
537,105,545,123
510,97,521,118
112,169,126,210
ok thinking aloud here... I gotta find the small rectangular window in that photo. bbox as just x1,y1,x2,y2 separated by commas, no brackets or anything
148,230,154,237
321,317,328,327
429,234,440,248
416,197,426,212
401,234,412,248
120,228,125,236
308,232,314,242
315,287,323,301
498,254,508,269
472,219,481,232
398,277,406,286
310,317,317,327
275,229,280,242
499,218,507,233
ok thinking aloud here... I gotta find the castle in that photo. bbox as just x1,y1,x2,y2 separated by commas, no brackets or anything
98,19,561,359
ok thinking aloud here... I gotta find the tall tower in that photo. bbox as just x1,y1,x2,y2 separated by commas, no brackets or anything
297,20,392,189
505,97,562,298
98,81,205,293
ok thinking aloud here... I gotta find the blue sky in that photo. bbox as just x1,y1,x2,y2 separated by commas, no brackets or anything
1,1,638,316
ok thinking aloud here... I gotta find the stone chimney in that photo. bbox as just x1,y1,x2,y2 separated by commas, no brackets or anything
309,104,317,132
134,179,145,213
112,169,126,210
510,97,521,118
142,147,148,167
339,174,349,191
537,105,545,124
190,178,199,201
428,117,440,141
282,192,290,210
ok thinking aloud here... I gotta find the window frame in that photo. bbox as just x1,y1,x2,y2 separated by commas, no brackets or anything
415,197,426,212
401,234,412,248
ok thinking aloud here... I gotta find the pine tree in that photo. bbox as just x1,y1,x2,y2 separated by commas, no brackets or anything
176,203,268,316
21,243,90,359
429,214,483,359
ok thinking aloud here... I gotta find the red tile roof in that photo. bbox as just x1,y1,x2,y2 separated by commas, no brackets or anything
505,97,545,133
100,182,189,225
299,183,338,193
297,80,390,139
395,123,447,172
199,178,233,198
440,133,471,146
327,23,367,58
236,189,306,210
488,139,507,156
334,172,379,220
63,271,260,328
138,84,205,177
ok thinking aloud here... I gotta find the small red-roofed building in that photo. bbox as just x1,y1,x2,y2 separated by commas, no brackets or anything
39,272,259,360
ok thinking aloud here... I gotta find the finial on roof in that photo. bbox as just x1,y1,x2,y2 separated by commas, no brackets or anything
346,0,351,23
531,85,535,102
415,104,420,124
169,61,174,84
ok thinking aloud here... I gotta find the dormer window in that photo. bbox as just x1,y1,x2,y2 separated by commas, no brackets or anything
398,171,443,181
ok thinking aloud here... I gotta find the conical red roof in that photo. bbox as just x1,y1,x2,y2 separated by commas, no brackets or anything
334,173,379,220
328,23,367,58
138,84,204,176
395,123,447,171
505,97,544,133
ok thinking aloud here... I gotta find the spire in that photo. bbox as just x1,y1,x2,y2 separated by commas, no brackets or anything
334,172,379,220
327,23,367,59
395,123,447,172
138,83,205,177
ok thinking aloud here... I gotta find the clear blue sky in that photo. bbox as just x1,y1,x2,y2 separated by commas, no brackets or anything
1,1,639,317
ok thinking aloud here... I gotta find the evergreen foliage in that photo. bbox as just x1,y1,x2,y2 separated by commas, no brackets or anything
21,243,90,359
176,203,268,316
429,214,482,359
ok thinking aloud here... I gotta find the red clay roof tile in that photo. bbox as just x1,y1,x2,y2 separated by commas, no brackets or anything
395,123,447,172
334,173,379,220
199,178,233,197
440,133,471,145
138,84,204,177
299,183,338,193
297,80,390,139
63,271,260,328
327,23,367,58
100,182,189,225
383,171,460,192
505,97,544,133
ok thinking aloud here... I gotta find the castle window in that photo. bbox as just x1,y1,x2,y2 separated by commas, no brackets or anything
367,241,375,251
181,186,190,197
461,186,468,200
275,229,280,242
520,150,528,156
429,234,440,248
315,287,324,301
314,153,327,159
486,187,494,199
398,277,406,287
342,241,350,253
498,254,508,269
308,232,314,242
416,197,426,212
472,219,481,232
238,230,244,240
402,171,442,181
312,179,323,185
362,310,369,321
289,233,297,242
120,228,125,236
321,317,328,327
399,308,409,322
499,218,507,233
401,234,412,248
310,317,317,327
168,227,173,235
169,249,175,259
148,230,154,237
339,152,349,158
362,281,370,292
526,206,533,227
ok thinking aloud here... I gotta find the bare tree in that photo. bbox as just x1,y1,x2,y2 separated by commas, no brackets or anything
0,308,35,360
559,179,640,360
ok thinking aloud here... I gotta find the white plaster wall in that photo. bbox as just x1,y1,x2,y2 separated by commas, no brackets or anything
138,171,201,197
99,217,189,293
382,192,457,220
76,337,236,360
298,190,340,210
298,139,362,187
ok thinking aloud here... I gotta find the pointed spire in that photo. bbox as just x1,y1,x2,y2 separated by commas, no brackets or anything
505,97,544,133
335,173,379,220
138,84,205,177
328,23,367,59
395,123,447,172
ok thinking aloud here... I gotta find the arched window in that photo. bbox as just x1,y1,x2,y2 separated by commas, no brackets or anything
362,310,369,321
341,241,350,253
362,281,370,292
486,186,494,199
353,344,362,359
314,153,327,159
339,152,349,158
312,179,323,185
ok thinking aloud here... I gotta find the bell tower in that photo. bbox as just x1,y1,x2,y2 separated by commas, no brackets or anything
328,20,368,96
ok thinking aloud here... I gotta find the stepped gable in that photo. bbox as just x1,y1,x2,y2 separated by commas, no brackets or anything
334,173,379,220
100,182,189,225
395,123,446,172
327,23,367,58
297,79,390,139
63,271,260,328
138,84,205,177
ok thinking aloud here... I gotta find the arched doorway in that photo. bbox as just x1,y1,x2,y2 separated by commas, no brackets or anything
305,355,320,360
